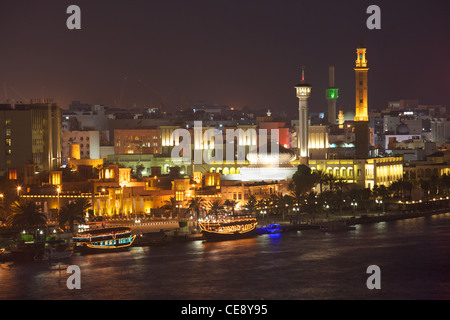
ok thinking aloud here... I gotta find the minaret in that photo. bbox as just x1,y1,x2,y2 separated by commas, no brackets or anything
325,66,339,124
354,44,369,121
353,44,370,158
295,67,312,163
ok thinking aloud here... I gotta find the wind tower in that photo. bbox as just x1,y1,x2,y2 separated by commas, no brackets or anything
325,66,339,124
295,67,312,164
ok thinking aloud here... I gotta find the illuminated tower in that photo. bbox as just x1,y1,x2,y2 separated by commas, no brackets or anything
325,66,339,124
338,110,344,129
354,45,369,122
295,67,311,163
354,44,370,158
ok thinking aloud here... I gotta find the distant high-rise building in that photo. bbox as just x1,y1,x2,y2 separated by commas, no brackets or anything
0,103,62,173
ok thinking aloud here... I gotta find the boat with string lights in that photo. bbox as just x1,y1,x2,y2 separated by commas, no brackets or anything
72,227,136,253
199,216,258,242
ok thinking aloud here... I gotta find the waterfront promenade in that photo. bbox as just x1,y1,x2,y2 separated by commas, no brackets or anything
79,196,450,238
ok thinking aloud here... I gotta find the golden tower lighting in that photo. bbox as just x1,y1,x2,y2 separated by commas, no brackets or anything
354,45,369,122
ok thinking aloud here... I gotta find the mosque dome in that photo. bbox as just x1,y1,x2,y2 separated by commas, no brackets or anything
396,123,410,135
247,144,297,165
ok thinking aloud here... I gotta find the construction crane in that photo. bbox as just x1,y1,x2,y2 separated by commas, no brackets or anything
9,86,28,104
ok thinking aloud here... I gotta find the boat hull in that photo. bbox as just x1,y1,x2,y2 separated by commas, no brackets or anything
201,229,257,242
72,227,136,254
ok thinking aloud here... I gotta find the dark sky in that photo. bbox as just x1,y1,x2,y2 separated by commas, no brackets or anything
0,0,449,115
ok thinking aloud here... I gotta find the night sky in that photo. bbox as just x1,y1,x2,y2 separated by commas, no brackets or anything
0,0,449,115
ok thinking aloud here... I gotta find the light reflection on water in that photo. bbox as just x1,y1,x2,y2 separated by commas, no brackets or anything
1,213,450,300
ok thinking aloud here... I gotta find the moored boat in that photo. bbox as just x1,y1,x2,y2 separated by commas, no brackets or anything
257,223,284,235
199,216,258,242
72,227,136,253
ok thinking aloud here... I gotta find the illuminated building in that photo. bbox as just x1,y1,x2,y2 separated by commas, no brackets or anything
309,157,403,190
354,45,369,122
114,129,162,155
62,130,102,162
403,151,450,180
338,110,344,129
353,44,370,158
295,67,312,163
0,103,62,173
308,125,329,160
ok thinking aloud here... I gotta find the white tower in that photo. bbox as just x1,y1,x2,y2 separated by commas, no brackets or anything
295,67,312,163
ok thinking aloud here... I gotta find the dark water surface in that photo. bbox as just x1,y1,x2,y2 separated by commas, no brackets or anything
1,213,450,300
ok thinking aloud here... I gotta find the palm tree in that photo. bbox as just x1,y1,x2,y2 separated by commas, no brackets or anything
224,199,238,215
325,173,336,192
162,197,177,218
419,179,431,200
270,193,293,220
187,197,207,230
333,177,349,194
207,200,224,218
313,169,329,194
244,195,258,215
7,200,46,229
289,165,317,199
58,199,90,232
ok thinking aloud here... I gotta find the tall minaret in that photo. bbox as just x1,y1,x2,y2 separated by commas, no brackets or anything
325,65,339,124
354,44,370,158
295,67,312,163
354,44,369,121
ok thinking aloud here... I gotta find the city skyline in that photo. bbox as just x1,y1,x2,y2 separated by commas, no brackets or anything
0,1,449,113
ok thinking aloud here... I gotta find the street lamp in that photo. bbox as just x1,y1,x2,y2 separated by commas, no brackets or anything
176,204,182,219
351,200,357,213
17,186,21,197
